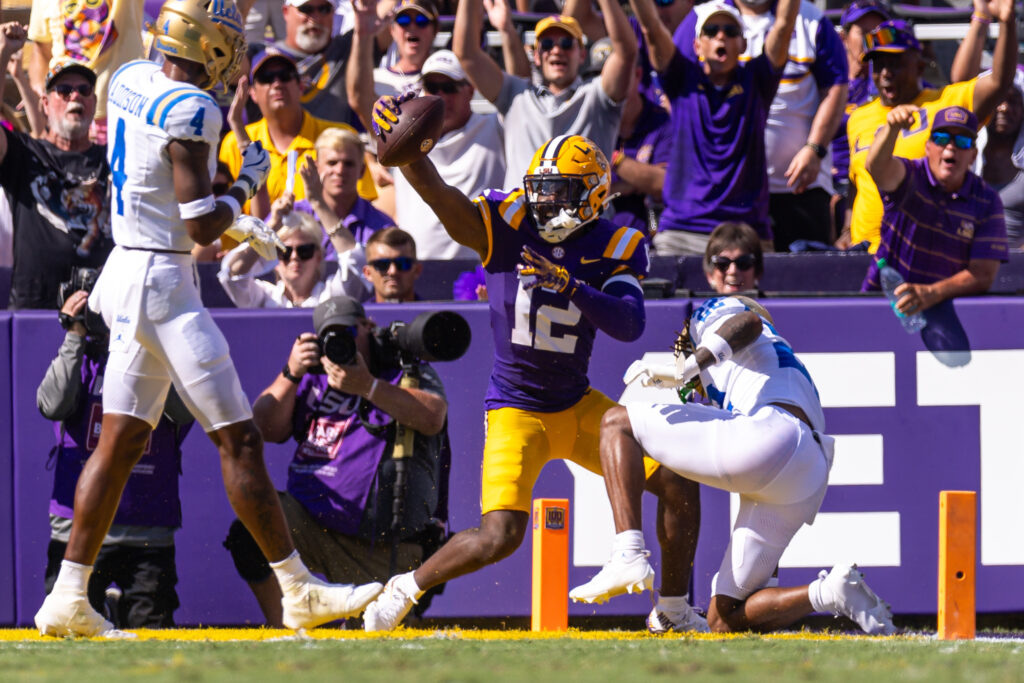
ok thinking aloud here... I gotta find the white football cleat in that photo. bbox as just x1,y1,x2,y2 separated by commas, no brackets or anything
363,575,421,632
569,551,654,604
35,590,134,639
281,576,383,631
818,564,897,635
646,604,710,634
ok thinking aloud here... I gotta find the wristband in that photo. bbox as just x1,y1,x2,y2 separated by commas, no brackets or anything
971,12,992,23
327,219,346,238
698,331,732,365
218,194,242,223
366,378,380,401
281,365,302,384
611,149,625,169
179,194,217,219
804,141,827,159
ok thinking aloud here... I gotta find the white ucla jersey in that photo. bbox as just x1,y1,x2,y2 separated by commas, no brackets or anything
689,296,825,432
742,1,835,193
106,60,222,251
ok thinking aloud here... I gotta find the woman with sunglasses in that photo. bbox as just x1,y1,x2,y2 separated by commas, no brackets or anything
861,104,1006,352
219,212,370,307
703,222,764,295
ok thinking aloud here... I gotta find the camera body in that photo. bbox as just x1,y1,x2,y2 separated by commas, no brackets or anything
57,267,104,335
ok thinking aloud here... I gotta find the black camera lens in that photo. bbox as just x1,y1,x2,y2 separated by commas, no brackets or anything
320,326,358,366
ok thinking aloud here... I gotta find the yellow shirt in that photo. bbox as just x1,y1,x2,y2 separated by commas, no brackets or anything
847,79,976,252
218,111,377,216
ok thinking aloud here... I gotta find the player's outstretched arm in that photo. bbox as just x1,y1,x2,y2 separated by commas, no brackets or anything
399,155,489,258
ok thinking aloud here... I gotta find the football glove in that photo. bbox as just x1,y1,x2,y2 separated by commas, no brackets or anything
223,215,285,262
623,360,688,388
518,245,578,295
372,92,415,139
233,141,271,199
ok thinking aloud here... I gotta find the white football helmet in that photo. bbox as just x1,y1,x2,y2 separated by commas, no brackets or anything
152,0,245,91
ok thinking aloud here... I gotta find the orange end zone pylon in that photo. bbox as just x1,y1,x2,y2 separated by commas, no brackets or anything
938,490,976,640
532,498,569,632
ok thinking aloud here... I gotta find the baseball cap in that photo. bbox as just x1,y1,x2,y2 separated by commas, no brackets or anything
535,15,584,42
285,0,338,7
693,2,743,41
395,0,439,21
314,296,366,335
840,0,890,28
249,47,298,80
45,57,97,91
862,19,922,61
932,106,979,137
584,37,613,78
421,49,466,81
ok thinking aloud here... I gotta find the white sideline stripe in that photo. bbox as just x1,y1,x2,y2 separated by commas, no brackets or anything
797,352,895,407
830,435,884,485
780,511,902,567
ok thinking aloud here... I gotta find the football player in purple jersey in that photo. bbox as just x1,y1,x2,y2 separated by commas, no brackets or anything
360,125,705,634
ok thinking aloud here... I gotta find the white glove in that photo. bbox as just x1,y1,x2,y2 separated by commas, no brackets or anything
223,215,284,262
623,360,687,388
234,141,271,199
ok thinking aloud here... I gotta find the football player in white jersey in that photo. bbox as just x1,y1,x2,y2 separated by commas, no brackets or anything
34,0,382,639
570,295,898,635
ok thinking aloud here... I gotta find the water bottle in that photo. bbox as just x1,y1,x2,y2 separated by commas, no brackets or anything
877,258,926,333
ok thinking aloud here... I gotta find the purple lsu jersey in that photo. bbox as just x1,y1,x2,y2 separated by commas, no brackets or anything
474,188,650,412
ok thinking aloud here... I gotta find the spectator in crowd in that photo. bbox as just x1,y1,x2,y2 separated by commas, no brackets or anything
39,278,194,629
845,1,1016,252
392,50,506,260
831,0,890,238
0,31,113,311
218,212,373,306
607,61,672,237
245,0,287,45
294,127,395,262
633,0,801,255
225,295,449,627
704,222,763,295
572,296,895,636
862,105,1008,352
363,227,423,303
673,0,848,252
252,0,361,126
219,48,375,216
981,85,1024,249
27,0,145,143
360,128,703,635
453,3,637,190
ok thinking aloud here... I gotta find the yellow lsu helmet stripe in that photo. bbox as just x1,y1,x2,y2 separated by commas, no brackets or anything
603,227,644,260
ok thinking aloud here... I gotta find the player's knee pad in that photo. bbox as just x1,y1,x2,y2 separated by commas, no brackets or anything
713,526,786,600
223,519,272,584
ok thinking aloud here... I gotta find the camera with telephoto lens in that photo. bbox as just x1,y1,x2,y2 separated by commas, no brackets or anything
57,267,104,335
315,310,471,372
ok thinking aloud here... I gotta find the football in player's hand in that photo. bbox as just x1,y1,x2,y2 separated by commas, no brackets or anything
375,95,445,167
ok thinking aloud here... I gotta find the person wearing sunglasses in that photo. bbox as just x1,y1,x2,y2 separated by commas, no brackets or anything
226,295,449,628
452,1,636,191
0,38,113,311
703,222,763,295
846,1,1017,253
219,48,377,224
392,50,506,260
361,227,423,303
862,105,1007,353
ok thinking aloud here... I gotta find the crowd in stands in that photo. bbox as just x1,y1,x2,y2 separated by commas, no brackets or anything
0,0,1019,312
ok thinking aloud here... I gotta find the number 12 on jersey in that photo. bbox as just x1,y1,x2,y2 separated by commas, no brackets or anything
510,282,581,354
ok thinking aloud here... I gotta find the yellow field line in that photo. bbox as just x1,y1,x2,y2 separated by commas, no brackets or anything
0,628,918,642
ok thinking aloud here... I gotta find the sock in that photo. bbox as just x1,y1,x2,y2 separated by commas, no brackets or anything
396,572,424,600
269,550,312,594
656,594,692,617
53,560,92,594
807,576,830,612
610,530,645,561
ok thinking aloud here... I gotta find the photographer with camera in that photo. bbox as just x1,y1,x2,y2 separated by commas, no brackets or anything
224,296,457,627
38,269,194,628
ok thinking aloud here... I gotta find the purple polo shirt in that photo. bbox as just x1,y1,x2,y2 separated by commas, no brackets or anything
862,157,1008,291
659,50,781,238
832,73,877,188
291,197,395,261
611,95,672,233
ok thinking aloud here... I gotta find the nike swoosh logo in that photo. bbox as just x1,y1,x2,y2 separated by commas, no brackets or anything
580,257,601,264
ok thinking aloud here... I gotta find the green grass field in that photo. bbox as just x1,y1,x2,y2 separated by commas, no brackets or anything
1,629,1022,682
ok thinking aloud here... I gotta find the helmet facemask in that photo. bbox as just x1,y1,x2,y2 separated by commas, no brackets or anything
523,135,611,244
